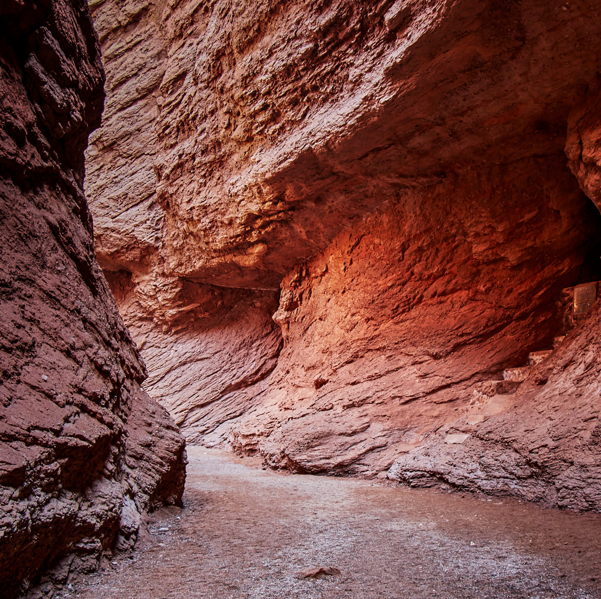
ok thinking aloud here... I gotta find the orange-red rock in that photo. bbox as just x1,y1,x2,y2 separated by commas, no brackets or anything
88,0,601,286
229,158,601,510
87,0,601,510
567,75,601,214
104,271,282,444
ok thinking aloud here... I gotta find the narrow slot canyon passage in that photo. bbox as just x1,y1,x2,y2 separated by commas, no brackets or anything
68,448,601,599
7,0,601,596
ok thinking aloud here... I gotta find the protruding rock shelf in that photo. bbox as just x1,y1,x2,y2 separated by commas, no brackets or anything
86,0,601,513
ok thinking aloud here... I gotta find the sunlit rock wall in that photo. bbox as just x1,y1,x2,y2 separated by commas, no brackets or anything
230,157,601,510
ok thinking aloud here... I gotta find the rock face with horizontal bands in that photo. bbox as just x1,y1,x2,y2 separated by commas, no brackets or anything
87,0,601,508
0,1,185,596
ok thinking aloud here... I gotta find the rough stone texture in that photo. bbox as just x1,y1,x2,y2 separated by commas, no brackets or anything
87,0,601,509
387,302,601,512
229,157,601,496
0,1,185,596
58,447,601,599
104,269,282,444
566,75,601,214
85,0,166,275
87,0,601,287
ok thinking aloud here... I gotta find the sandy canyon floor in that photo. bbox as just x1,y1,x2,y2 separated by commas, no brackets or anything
60,447,601,599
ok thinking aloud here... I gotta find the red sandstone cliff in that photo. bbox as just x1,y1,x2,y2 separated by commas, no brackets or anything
0,1,185,596
87,0,601,510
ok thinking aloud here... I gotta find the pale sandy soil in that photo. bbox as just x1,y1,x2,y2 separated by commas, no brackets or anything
62,447,601,598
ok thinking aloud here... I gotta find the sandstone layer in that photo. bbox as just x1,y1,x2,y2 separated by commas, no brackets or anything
0,1,185,596
89,0,601,287
231,158,601,510
87,0,601,509
104,270,283,445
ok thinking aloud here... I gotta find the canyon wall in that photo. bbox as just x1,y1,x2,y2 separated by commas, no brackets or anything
0,1,185,596
87,0,601,508
231,158,601,510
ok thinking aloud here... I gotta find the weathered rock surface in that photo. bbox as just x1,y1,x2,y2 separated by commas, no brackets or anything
88,0,601,287
230,158,601,510
87,0,601,509
104,269,282,444
566,75,601,214
0,1,185,596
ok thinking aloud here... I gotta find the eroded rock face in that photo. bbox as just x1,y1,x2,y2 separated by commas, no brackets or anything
386,300,601,511
87,0,601,287
104,269,283,444
566,75,601,214
0,1,185,596
229,158,601,510
87,0,601,509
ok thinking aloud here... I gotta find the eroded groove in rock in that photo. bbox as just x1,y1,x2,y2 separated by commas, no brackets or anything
229,157,601,510
0,2,185,596
103,270,283,444
86,0,601,510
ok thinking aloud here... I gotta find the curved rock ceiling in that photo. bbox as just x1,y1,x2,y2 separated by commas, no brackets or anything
87,0,601,510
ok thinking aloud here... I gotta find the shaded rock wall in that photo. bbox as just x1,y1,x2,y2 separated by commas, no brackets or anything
87,0,601,509
103,269,282,443
567,74,601,214
0,1,185,596
387,297,601,511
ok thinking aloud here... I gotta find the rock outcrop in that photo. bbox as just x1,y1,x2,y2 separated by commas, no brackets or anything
0,1,185,596
230,157,601,510
567,74,601,214
88,0,601,286
87,0,601,509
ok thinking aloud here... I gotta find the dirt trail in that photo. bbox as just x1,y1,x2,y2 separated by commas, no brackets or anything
64,447,601,598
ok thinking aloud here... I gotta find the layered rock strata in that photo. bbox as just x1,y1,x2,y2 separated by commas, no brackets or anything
102,268,282,444
87,0,601,509
0,1,185,596
230,158,601,510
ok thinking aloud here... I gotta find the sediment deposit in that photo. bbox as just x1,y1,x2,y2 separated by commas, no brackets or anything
69,447,601,599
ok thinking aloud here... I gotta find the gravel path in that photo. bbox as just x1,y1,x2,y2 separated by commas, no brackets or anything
65,447,601,598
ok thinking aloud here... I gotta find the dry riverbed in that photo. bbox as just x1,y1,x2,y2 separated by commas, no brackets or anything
62,447,601,598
